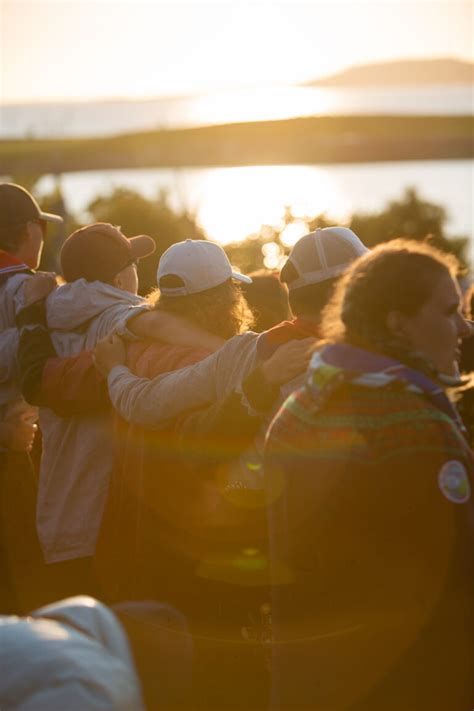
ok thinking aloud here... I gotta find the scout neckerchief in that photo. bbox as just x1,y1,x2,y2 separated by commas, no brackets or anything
308,342,467,436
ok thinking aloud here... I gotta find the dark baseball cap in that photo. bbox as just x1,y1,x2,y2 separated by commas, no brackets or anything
0,183,63,230
60,222,156,283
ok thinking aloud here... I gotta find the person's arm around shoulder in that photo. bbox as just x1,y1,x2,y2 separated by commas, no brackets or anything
16,276,109,414
242,337,315,413
94,334,224,427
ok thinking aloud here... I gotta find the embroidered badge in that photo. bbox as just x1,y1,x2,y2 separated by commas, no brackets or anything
438,460,471,504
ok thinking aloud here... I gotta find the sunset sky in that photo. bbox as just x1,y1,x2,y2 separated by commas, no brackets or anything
1,0,472,104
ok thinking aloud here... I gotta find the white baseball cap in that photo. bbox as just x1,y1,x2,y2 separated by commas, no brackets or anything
280,227,369,290
157,239,252,296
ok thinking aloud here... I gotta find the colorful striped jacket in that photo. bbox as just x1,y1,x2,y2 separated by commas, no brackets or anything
264,343,474,710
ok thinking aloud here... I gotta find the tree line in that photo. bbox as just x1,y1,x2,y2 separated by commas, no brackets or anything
29,178,471,296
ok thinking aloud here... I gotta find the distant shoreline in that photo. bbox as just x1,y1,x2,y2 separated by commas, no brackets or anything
1,115,472,175
305,58,473,88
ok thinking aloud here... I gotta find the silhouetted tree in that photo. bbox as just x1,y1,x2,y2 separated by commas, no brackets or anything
14,178,469,284
227,188,470,273
349,186,469,265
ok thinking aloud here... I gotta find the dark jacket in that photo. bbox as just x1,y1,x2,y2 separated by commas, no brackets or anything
264,343,474,710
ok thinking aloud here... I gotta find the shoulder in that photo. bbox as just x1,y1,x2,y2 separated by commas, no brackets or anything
0,272,32,306
267,381,471,468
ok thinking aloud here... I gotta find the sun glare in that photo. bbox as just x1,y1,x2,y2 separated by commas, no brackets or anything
195,166,348,245
280,221,310,248
187,87,338,126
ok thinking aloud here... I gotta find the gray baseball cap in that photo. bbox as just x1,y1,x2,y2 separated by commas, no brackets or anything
280,227,368,290
157,239,252,296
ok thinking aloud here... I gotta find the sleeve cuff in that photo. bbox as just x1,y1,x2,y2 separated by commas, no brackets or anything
107,364,132,385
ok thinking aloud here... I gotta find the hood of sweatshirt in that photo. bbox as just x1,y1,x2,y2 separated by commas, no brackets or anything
46,278,144,331
0,596,144,710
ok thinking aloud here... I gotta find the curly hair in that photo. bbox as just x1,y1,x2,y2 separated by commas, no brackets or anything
321,239,462,370
147,278,255,339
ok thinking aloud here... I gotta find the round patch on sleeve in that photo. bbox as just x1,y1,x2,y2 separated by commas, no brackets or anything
438,460,471,504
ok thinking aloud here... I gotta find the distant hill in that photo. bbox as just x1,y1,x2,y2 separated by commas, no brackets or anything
307,58,474,87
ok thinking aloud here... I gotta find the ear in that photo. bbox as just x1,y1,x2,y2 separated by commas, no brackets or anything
14,223,37,266
17,223,33,249
386,310,408,340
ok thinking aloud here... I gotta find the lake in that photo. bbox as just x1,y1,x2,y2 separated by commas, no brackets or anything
4,84,473,252
2,84,473,139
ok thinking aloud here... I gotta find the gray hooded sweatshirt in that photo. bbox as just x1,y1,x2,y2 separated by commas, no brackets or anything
0,596,144,710
38,279,147,563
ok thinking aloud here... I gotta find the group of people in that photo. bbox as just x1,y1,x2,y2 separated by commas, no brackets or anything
0,181,473,709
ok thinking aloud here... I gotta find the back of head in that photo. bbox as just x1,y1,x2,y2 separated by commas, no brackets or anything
280,227,368,317
156,239,251,296
0,182,62,254
60,222,155,284
153,239,254,338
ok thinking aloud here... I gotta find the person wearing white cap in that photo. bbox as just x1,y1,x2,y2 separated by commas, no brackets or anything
96,227,369,424
92,238,314,708
91,231,367,574
158,238,253,294
254,227,369,399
